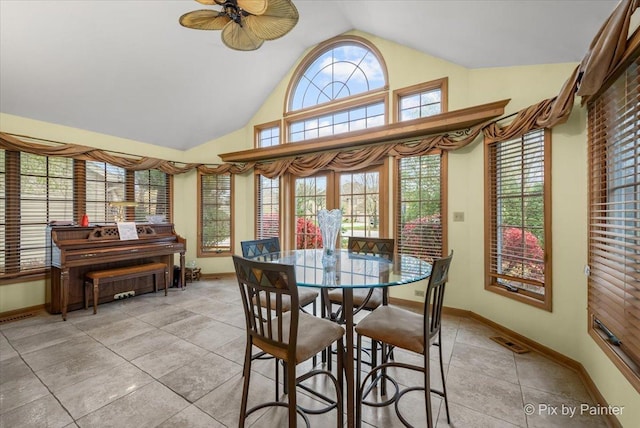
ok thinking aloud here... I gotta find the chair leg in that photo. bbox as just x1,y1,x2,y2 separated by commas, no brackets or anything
287,359,297,428
275,357,280,400
438,332,451,423
424,351,433,428
283,361,289,395
356,334,363,427
312,300,318,367
336,338,344,428
240,339,253,428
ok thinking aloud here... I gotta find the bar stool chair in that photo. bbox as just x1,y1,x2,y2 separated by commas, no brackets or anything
241,237,322,396
323,237,394,370
232,255,345,428
325,237,395,318
241,238,319,313
355,251,454,428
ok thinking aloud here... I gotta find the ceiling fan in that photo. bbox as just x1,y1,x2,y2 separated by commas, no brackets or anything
179,0,299,51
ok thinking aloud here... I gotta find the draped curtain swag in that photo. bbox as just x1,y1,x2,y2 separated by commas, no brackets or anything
1,0,636,177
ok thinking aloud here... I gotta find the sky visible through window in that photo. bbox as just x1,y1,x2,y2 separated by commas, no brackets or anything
290,43,385,111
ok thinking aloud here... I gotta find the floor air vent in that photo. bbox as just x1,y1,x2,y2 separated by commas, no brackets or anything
490,336,530,354
0,312,36,325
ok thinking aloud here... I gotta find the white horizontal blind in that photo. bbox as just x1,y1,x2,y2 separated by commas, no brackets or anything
588,53,640,370
487,130,547,296
200,173,232,254
396,154,442,262
255,126,280,239
257,175,279,239
134,170,170,222
86,161,125,223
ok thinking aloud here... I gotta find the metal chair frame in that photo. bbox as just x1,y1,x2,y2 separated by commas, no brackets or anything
323,237,395,371
233,255,344,428
355,251,453,428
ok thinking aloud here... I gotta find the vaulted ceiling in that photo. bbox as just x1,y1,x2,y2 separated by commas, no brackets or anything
0,0,618,150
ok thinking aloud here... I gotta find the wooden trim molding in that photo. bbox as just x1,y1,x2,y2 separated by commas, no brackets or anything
0,305,46,324
220,99,510,163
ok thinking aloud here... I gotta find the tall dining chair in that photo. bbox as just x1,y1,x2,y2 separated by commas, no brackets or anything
325,237,395,319
323,237,394,370
232,255,345,428
241,238,319,313
355,251,453,428
241,237,320,393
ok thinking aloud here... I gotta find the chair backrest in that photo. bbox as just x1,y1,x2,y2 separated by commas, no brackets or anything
423,251,453,344
347,237,395,260
241,237,281,260
232,255,298,359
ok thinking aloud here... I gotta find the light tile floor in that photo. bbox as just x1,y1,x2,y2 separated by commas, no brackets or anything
0,277,608,427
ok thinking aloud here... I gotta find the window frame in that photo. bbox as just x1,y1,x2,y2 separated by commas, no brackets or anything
285,93,389,144
197,171,234,257
254,120,282,149
254,122,282,239
394,150,448,263
255,174,281,240
587,50,640,392
484,129,552,311
393,77,449,123
284,35,389,116
285,162,389,251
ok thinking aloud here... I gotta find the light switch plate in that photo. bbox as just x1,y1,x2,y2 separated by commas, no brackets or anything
453,211,465,222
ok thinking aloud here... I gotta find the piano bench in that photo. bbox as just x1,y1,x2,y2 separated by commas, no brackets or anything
84,262,169,314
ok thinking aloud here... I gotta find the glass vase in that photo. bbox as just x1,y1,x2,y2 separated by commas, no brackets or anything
318,209,342,266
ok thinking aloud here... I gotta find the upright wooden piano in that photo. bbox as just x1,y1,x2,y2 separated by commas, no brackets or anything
47,223,186,320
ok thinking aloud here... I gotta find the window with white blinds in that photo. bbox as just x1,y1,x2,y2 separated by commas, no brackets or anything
1,151,74,278
199,172,233,256
255,125,280,239
485,129,551,310
257,175,279,239
1,150,172,280
587,53,640,387
86,161,125,223
134,170,170,222
396,154,444,263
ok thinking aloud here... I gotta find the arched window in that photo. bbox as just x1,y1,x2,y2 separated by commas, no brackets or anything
289,38,386,111
285,36,388,143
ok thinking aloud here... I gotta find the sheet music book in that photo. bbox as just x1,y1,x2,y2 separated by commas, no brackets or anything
116,222,139,240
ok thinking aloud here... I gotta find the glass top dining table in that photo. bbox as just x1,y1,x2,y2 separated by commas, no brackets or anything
258,248,432,427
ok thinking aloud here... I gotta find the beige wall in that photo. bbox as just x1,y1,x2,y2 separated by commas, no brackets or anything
1,31,638,426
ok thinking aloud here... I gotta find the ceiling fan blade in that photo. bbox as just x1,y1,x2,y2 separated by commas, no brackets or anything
243,0,299,41
238,0,268,16
221,21,264,51
179,10,231,30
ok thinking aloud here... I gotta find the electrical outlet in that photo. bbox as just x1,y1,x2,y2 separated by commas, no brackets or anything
453,212,465,222
414,290,425,297
584,265,591,276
